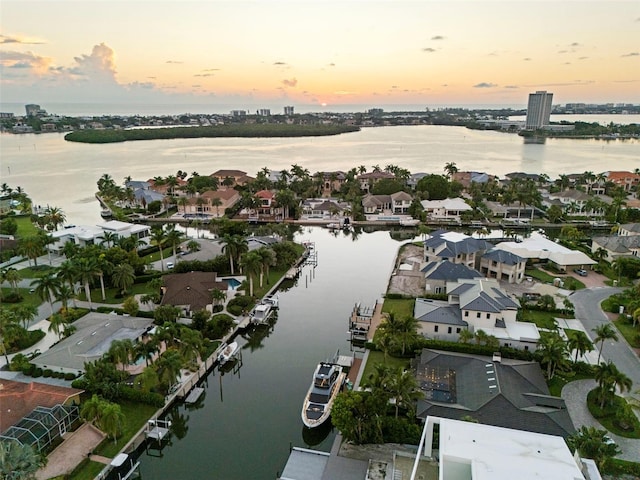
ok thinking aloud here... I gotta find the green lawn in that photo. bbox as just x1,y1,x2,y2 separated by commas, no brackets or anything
13,215,39,237
520,309,559,330
67,400,157,480
525,268,555,283
141,246,174,264
359,350,411,387
96,401,158,458
587,389,640,438
613,316,640,348
78,283,157,305
0,287,44,310
382,298,415,319
16,264,57,279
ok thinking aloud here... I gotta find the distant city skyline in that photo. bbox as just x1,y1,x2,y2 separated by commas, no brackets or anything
1,1,639,108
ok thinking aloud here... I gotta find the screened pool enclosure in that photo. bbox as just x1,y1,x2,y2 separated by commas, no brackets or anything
0,404,80,452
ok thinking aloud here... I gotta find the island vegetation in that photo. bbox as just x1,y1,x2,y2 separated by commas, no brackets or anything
64,123,360,144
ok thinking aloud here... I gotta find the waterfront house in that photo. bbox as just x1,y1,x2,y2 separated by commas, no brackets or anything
606,170,640,192
414,278,539,350
356,171,395,193
299,198,349,220
451,171,496,189
423,230,492,269
420,197,471,223
48,221,151,254
545,189,611,217
618,223,640,236
591,235,640,262
493,235,596,272
421,260,482,295
479,248,526,284
210,169,254,187
319,171,347,197
31,313,154,375
180,188,240,217
362,191,412,215
160,271,228,316
414,350,573,437
278,415,599,480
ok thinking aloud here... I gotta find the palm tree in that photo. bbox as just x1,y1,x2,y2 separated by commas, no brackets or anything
100,231,119,248
458,328,474,344
134,366,160,393
81,393,106,425
18,234,46,267
592,323,618,364
388,367,423,418
30,273,61,317
537,332,568,379
48,313,69,340
111,263,135,296
13,304,37,330
240,250,262,296
567,331,594,363
56,283,76,311
211,197,223,218
155,349,184,390
99,402,125,443
444,162,458,179
567,426,620,470
177,328,203,366
474,329,489,345
594,361,632,408
75,257,101,310
0,439,45,479
256,247,276,287
135,339,159,367
109,338,135,370
2,268,21,294
45,205,66,230
221,234,247,275
150,227,167,272
211,289,227,309
165,224,185,262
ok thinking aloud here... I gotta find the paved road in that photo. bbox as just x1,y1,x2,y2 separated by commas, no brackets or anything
570,287,640,385
562,379,640,462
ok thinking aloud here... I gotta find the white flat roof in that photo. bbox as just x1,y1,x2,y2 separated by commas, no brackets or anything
496,234,596,266
438,418,586,480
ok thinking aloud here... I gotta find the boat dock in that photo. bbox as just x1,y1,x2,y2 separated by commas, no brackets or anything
348,300,381,343
145,418,172,442
184,387,204,405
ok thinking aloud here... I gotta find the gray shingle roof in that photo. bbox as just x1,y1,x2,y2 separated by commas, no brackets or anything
414,349,575,438
593,235,640,253
424,231,492,257
421,260,483,281
482,248,524,266
414,299,468,326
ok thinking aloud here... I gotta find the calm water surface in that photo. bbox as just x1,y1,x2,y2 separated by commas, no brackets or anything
1,125,638,225
136,227,399,479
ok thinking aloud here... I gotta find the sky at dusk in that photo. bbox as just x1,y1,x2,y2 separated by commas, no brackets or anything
1,0,639,110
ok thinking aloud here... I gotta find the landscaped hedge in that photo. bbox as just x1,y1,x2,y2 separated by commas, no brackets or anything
413,338,535,361
13,330,45,351
95,306,154,318
118,386,165,407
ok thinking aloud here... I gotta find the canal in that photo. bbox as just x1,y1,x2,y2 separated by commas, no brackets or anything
136,226,403,479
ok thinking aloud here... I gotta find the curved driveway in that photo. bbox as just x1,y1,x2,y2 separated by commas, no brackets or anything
570,287,640,386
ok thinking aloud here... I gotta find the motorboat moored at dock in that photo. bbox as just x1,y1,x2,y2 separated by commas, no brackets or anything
301,361,346,428
250,303,274,325
217,341,240,365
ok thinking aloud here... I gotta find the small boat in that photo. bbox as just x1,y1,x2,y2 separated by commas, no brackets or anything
250,303,273,325
262,294,279,309
301,361,346,428
326,222,341,230
100,208,113,218
217,341,239,365
399,218,420,227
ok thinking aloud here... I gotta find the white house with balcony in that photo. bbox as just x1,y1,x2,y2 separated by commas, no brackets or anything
48,220,151,254
421,197,471,223
414,278,539,350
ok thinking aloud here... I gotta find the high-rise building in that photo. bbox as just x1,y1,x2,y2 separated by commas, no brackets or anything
525,91,553,130
284,106,294,115
25,104,42,117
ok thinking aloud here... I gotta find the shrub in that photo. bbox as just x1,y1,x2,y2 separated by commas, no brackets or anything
9,353,30,372
118,385,165,407
43,369,52,377
64,372,77,381
1,291,23,303
32,368,43,378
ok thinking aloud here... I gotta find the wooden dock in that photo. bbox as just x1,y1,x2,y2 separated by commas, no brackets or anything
184,387,204,404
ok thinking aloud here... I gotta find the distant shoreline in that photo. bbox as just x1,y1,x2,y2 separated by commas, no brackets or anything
64,124,361,144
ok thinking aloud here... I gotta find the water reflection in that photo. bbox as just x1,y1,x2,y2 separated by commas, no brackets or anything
302,422,334,447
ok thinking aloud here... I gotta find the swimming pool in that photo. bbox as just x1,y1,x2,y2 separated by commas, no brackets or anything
223,278,242,289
